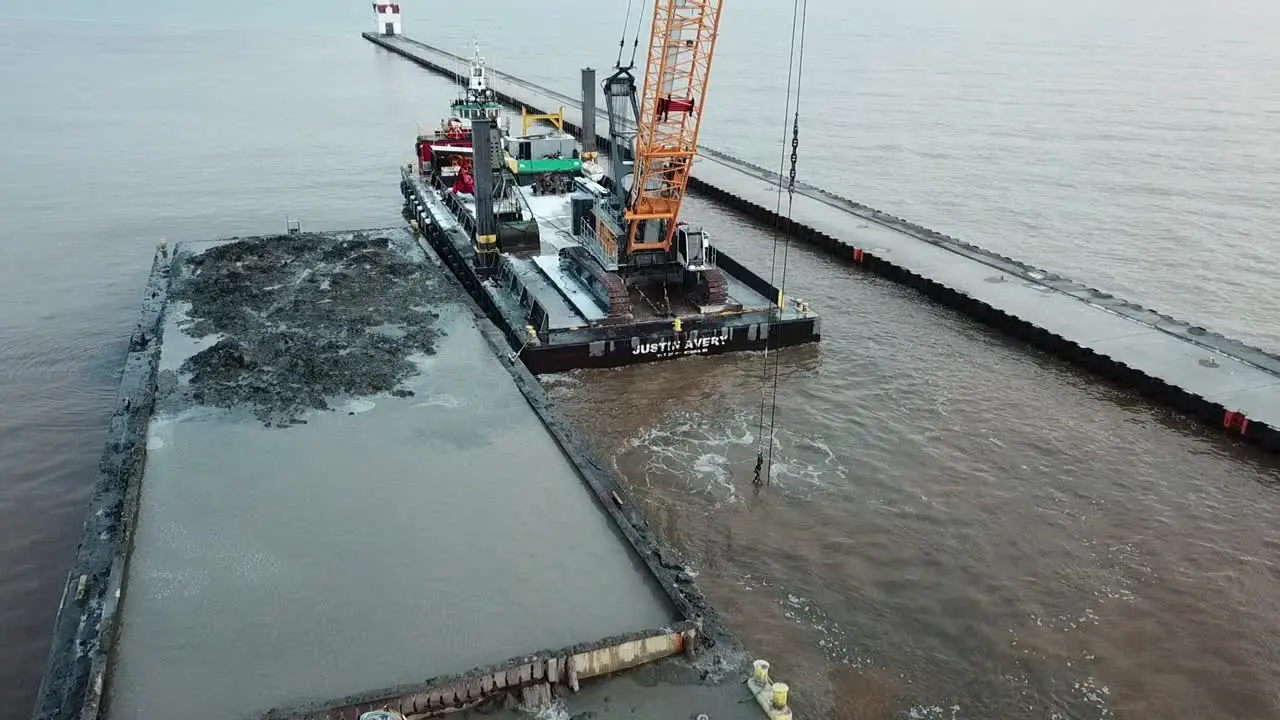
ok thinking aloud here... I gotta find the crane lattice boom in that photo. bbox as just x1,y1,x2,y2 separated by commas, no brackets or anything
625,0,724,254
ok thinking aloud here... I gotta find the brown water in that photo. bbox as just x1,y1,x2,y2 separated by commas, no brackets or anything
548,196,1280,719
3,1,1280,718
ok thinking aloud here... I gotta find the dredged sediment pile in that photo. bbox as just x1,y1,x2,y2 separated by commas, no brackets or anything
166,231,446,426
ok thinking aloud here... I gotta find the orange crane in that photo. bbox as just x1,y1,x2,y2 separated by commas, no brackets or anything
623,0,724,254
574,0,728,316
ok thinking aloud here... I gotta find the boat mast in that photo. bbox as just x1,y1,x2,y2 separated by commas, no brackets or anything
466,42,491,103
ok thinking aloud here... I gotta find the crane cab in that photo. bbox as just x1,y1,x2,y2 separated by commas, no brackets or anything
675,222,715,272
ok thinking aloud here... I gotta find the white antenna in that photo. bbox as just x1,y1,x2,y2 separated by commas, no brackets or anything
471,35,484,94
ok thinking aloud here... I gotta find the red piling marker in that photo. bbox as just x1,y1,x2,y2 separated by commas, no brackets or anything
1223,410,1250,435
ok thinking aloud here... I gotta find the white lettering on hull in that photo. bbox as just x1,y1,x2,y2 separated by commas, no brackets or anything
632,334,727,358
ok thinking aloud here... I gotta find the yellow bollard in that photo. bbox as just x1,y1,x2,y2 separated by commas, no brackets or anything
771,683,789,710
748,659,792,720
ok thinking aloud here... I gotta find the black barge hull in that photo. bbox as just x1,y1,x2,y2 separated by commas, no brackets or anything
514,319,819,375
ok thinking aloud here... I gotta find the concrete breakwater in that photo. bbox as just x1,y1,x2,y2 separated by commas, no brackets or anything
364,31,1280,455
31,229,769,720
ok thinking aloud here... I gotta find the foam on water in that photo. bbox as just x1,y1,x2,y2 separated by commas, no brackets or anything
621,407,848,504
734,574,872,671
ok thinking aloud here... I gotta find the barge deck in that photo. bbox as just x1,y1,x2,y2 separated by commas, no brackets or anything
403,170,819,374
32,228,787,720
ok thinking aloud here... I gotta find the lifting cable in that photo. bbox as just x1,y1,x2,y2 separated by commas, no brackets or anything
754,0,810,488
615,0,634,67
615,0,647,69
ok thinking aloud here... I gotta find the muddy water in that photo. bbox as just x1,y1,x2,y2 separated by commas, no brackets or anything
548,194,1280,720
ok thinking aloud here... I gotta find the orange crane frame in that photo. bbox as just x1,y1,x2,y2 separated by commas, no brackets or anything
624,0,724,254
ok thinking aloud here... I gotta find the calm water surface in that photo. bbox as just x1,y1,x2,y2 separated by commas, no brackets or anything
2,0,1278,717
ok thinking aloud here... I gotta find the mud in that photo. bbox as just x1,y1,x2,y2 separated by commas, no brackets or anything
443,653,764,720
168,232,445,426
31,248,171,720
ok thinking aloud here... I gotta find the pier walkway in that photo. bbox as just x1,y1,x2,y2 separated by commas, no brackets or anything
364,32,1280,452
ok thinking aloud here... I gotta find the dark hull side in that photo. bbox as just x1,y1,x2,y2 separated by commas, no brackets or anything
516,316,821,374
401,178,821,375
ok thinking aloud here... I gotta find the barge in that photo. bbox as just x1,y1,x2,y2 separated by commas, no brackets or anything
31,227,796,720
400,38,820,375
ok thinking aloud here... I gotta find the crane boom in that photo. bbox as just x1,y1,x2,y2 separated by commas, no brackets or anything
625,0,724,254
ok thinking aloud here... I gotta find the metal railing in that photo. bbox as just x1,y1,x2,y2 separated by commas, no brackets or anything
575,215,619,271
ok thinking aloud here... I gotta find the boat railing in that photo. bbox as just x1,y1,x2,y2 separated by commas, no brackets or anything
439,186,478,238
418,123,474,142
577,217,619,271
497,256,551,343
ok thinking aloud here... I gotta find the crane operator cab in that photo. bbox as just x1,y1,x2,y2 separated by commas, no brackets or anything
675,221,715,272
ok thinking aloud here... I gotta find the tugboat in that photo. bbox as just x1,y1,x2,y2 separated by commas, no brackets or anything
401,42,820,374
412,43,504,177
415,46,598,196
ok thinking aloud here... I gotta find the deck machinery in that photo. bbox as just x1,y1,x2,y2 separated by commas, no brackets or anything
442,0,728,322
569,0,729,321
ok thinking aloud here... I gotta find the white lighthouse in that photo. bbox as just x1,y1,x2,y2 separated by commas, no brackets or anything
372,3,402,35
